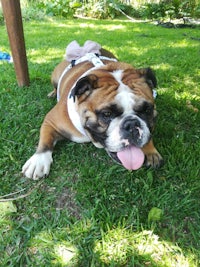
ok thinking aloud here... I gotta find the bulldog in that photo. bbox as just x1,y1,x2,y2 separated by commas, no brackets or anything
22,40,163,180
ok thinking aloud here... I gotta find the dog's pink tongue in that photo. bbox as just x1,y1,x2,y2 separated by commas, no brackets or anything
117,146,145,170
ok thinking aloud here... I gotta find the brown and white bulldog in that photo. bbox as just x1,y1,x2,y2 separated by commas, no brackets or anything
22,40,163,180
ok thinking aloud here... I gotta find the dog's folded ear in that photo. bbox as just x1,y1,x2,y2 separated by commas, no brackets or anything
139,67,157,89
70,74,98,101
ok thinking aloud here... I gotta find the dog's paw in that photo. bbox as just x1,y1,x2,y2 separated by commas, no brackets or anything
22,151,53,180
145,150,163,168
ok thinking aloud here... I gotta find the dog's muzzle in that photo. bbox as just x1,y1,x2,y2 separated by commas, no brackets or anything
106,115,150,170
120,116,149,147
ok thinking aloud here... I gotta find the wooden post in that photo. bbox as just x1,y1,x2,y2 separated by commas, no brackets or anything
1,0,30,86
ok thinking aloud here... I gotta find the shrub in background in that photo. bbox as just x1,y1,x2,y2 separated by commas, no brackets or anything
76,0,200,20
75,0,121,19
141,0,200,20
1,0,199,22
34,0,80,18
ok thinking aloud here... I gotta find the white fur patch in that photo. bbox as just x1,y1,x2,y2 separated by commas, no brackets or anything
22,151,53,180
112,69,123,82
115,89,136,114
112,69,136,114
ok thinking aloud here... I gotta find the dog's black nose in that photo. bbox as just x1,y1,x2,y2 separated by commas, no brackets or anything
122,118,140,133
122,118,141,133
121,118,142,143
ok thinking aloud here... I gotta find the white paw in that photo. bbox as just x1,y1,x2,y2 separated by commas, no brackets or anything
22,151,53,180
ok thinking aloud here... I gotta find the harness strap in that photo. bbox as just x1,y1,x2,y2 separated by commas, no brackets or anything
57,53,117,101
57,53,117,136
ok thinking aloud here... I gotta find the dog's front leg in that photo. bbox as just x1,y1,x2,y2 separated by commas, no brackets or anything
142,139,163,168
22,121,60,180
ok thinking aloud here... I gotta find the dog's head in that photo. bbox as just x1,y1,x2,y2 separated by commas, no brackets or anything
70,62,157,169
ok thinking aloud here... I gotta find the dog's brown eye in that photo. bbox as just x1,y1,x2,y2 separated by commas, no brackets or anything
98,110,113,123
102,111,112,118
145,105,153,114
96,104,122,124
136,102,153,115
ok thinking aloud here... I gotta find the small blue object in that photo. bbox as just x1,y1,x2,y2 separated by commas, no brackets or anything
0,51,12,62
153,89,157,99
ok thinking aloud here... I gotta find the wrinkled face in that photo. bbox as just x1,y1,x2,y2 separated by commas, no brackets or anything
70,62,157,165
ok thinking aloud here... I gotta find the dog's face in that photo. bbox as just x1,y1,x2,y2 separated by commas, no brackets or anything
70,62,157,167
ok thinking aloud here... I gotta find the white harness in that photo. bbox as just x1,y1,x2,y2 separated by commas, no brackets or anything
57,53,117,136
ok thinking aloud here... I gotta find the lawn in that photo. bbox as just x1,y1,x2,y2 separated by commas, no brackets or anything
0,17,200,266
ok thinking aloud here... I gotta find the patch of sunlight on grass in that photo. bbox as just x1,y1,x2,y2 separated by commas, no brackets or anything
168,40,199,48
182,78,199,95
122,43,148,56
51,21,77,28
29,231,78,265
175,91,200,101
31,230,53,246
106,24,126,31
0,202,17,218
79,22,126,31
94,229,197,266
54,243,78,265
29,48,64,63
154,63,173,71
79,22,98,29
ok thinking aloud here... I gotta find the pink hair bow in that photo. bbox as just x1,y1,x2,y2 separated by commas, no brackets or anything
66,40,101,62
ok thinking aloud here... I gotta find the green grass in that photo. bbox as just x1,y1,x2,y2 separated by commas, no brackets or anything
0,18,200,266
